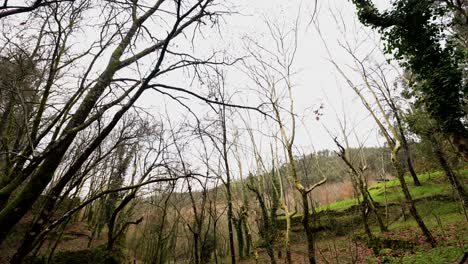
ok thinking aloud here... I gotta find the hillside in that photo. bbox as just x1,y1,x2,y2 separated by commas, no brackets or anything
5,168,466,264
240,169,468,264
1,1,467,263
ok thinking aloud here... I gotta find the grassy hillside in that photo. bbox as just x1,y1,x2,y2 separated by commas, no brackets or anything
316,170,466,212
249,169,468,264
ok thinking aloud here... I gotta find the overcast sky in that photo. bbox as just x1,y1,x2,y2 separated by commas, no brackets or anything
134,0,392,161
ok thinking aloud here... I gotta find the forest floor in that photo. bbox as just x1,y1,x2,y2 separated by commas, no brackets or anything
240,169,468,264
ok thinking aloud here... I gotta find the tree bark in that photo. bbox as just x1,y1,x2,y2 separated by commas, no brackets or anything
396,113,422,186
391,149,436,247
301,192,316,264
432,141,468,208
247,181,276,264
234,217,244,259
284,211,294,264
222,113,236,264
0,31,132,243
107,191,136,251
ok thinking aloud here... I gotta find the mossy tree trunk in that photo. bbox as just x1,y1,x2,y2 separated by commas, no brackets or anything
233,216,244,259
330,46,436,247
247,177,277,264
431,139,468,212
301,191,316,264
0,0,215,252
391,146,436,246
392,111,422,187
333,138,387,238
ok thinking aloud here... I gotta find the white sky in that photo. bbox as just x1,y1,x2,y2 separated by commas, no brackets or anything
6,0,394,183
112,0,404,184
0,0,398,193
136,0,390,157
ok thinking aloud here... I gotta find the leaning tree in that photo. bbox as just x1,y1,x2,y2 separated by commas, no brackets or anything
0,0,242,261
351,0,468,160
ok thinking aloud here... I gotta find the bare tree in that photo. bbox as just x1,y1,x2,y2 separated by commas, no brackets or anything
0,0,75,19
314,12,436,245
328,114,387,237
243,18,326,264
322,41,436,247
244,133,280,264
0,0,239,261
208,70,237,264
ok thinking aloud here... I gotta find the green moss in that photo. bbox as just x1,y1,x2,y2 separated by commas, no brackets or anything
314,169,468,214
281,169,468,231
316,198,358,212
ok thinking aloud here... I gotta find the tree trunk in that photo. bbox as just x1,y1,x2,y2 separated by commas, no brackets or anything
248,182,276,264
391,150,436,247
193,232,200,264
396,110,421,186
432,142,468,209
234,217,244,259
359,195,374,241
405,148,421,186
301,192,316,264
242,214,258,264
106,191,136,251
266,243,276,264
0,59,126,244
284,212,293,264
451,124,468,162
241,216,250,258
406,156,422,186
226,181,236,264
221,101,236,264
336,142,387,233
364,190,387,232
